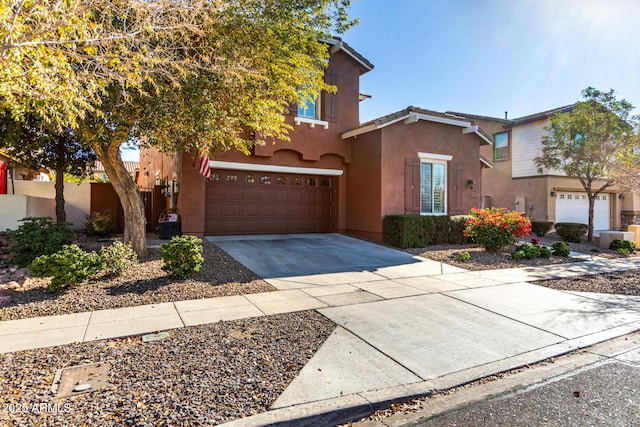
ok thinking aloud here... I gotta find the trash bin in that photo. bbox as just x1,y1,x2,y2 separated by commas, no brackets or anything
158,220,180,239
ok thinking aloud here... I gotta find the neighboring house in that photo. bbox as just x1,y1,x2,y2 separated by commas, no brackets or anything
451,107,636,231
139,39,494,241
92,160,140,182
0,149,43,183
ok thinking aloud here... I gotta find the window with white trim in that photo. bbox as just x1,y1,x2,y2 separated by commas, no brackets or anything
297,92,320,120
420,161,447,215
494,132,509,161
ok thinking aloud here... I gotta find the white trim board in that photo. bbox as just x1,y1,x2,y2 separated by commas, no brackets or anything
418,152,453,161
209,161,344,176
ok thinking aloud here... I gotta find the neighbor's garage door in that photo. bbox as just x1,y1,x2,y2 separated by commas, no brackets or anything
555,192,610,230
205,170,333,235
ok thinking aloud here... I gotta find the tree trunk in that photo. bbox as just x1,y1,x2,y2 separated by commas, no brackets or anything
93,141,148,257
54,138,66,224
587,196,595,242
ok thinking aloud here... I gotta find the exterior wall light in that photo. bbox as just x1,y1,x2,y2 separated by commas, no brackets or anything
467,179,475,189
550,191,557,197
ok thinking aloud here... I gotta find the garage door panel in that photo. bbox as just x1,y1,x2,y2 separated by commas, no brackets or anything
240,220,259,233
222,204,242,216
205,169,334,235
275,190,289,202
222,188,242,201
242,189,258,200
241,205,258,216
556,192,610,230
259,205,275,216
290,206,304,216
274,205,289,216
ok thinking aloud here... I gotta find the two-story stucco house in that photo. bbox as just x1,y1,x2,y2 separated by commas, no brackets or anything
139,39,494,241
451,107,640,231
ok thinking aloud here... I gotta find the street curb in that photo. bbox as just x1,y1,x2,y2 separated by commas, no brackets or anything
221,331,640,427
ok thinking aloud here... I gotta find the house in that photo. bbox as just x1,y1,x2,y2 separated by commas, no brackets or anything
92,160,139,182
139,39,494,241
0,149,44,183
451,107,636,231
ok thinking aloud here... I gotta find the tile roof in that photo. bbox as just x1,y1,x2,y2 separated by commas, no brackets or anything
341,106,494,145
93,160,139,175
325,37,374,73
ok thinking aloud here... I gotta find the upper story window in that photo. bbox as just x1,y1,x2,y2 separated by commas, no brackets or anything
494,132,509,161
297,93,320,120
295,89,329,129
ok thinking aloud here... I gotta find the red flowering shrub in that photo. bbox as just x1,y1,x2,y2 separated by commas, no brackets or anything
464,208,532,252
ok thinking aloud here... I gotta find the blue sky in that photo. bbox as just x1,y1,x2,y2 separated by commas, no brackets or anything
122,0,639,161
343,0,640,122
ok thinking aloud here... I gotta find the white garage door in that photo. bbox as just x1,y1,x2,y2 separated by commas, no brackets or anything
555,192,610,230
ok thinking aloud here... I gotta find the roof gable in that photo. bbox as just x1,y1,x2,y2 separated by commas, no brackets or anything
341,106,494,145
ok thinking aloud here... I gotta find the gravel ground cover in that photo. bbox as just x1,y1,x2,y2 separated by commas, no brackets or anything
409,233,638,271
0,311,334,426
2,232,640,426
0,241,274,321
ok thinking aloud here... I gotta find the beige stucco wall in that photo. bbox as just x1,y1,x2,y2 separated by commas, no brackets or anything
11,180,91,229
0,195,56,230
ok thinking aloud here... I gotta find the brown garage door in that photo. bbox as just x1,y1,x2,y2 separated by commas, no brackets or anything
205,170,333,234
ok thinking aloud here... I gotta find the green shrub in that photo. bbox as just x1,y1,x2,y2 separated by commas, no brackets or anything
428,216,469,245
617,248,631,256
28,244,102,293
382,215,471,248
99,241,138,278
161,235,204,278
609,239,636,252
512,243,552,260
10,217,73,267
457,251,471,261
538,246,552,259
86,211,114,237
382,215,430,248
464,208,532,252
554,222,587,243
551,241,570,257
531,221,554,237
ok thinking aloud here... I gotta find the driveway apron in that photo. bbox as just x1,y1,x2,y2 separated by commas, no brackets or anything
208,234,640,410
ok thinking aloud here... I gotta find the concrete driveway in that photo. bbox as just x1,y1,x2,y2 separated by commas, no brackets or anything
207,233,465,290
209,234,640,419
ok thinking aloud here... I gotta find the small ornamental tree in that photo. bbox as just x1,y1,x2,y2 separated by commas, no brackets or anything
464,208,532,252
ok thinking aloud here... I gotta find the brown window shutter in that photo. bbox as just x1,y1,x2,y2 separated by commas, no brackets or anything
449,166,463,214
405,158,420,214
288,101,298,116
324,68,339,122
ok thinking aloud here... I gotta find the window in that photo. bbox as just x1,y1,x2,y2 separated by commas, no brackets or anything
420,162,446,215
494,132,509,161
297,92,320,120
260,176,271,184
244,174,255,184
226,174,238,183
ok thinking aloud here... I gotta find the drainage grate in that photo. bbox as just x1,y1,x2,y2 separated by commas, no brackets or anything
51,362,110,397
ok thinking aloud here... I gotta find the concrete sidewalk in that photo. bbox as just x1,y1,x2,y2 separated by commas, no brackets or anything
4,253,640,354
2,234,640,426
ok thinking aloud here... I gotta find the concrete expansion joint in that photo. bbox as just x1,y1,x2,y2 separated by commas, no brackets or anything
81,312,93,343
171,301,188,328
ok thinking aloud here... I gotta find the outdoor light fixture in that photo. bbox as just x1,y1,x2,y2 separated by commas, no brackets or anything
550,191,557,197
619,194,625,199
467,179,475,189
